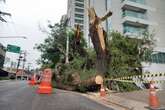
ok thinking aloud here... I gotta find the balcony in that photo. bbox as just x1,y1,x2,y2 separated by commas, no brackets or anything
121,0,155,12
123,25,147,37
122,14,157,27
75,13,84,19
75,0,84,3
75,2,84,9
123,10,147,19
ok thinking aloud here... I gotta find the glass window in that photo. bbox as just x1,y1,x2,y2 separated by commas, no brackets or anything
75,8,84,13
75,3,84,8
75,19,83,24
75,14,84,18
122,10,146,19
150,52,165,64
75,0,84,3
123,24,147,35
122,0,146,4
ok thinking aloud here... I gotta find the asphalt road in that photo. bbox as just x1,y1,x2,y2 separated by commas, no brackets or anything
0,80,113,110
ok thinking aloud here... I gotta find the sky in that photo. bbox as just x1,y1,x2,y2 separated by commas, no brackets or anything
0,0,67,69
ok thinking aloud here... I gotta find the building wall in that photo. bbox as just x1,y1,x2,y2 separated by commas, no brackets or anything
89,0,107,30
0,43,6,68
67,0,89,43
67,0,75,28
110,0,123,33
147,0,165,49
0,1,6,68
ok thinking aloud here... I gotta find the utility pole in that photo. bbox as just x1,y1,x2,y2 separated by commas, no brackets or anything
16,52,23,72
65,31,69,64
10,61,13,72
22,51,27,70
27,63,31,72
65,27,72,64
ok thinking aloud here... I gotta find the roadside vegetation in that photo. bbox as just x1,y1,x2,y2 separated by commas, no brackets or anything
35,21,155,92
0,77,9,80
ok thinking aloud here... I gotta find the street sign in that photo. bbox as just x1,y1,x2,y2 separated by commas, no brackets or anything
7,44,20,53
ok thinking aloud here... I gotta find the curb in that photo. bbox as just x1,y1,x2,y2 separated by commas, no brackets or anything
101,97,134,110
84,92,149,110
0,80,10,83
82,93,125,110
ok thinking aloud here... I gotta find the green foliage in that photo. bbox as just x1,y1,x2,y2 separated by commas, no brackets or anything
35,22,87,68
0,77,9,80
106,31,155,78
117,82,140,92
79,69,97,80
35,23,67,68
75,84,87,93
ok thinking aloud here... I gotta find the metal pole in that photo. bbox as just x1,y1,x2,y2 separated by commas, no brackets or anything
16,52,23,72
65,31,69,64
22,51,26,70
0,36,27,39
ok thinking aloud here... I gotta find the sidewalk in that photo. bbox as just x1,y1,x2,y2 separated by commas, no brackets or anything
84,91,149,110
0,80,10,83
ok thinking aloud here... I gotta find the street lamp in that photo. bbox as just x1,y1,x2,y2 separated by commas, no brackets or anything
0,36,27,39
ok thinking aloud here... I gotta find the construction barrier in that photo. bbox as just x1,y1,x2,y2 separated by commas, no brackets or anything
105,72,165,90
100,84,106,97
149,80,160,109
106,72,165,82
37,68,53,94
28,74,36,86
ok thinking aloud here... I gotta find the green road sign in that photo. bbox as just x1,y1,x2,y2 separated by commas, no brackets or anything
7,44,21,53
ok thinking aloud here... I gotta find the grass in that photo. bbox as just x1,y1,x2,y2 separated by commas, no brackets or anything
0,77,9,80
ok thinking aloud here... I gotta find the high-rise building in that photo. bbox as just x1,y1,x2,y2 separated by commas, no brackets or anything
67,0,89,45
67,0,165,72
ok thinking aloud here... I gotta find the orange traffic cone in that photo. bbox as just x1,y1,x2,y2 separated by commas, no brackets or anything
37,68,52,94
28,74,36,86
100,84,106,97
149,80,160,109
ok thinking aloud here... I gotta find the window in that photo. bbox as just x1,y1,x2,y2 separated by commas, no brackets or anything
151,52,165,64
122,10,147,19
75,8,84,13
75,14,84,18
75,0,84,3
122,0,146,4
75,19,83,24
123,24,147,35
75,3,84,8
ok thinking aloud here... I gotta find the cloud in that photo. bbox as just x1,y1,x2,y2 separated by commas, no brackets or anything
1,0,67,68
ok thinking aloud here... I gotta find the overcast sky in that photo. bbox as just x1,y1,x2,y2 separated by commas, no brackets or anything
0,0,67,69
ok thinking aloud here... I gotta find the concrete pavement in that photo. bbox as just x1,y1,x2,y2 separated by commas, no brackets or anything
116,90,165,106
85,90,165,110
0,80,113,110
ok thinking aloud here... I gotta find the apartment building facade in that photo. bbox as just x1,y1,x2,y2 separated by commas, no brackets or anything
67,0,89,43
